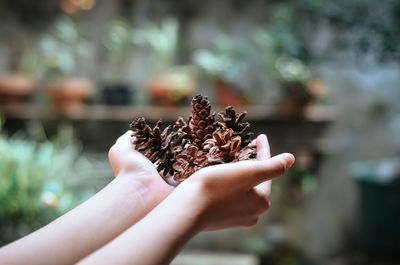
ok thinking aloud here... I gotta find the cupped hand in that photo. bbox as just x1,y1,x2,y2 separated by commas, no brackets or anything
172,134,294,231
108,131,294,231
108,130,174,205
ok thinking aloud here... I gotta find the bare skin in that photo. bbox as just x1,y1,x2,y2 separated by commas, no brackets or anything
0,131,294,265
79,133,294,265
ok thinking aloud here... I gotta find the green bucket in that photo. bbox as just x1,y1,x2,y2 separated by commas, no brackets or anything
351,159,400,256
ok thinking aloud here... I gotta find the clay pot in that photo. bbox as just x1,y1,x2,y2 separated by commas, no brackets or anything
0,74,35,104
44,77,94,116
279,80,328,116
148,67,196,106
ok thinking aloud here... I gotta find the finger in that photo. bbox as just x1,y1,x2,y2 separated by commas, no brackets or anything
255,179,272,199
255,134,272,198
113,130,135,151
256,134,270,160
130,135,137,146
196,153,295,189
250,153,295,187
247,189,270,215
109,131,134,175
115,130,133,145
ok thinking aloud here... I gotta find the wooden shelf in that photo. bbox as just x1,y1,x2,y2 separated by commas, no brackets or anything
0,103,338,122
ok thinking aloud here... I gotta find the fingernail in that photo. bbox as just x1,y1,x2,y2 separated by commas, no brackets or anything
283,153,295,169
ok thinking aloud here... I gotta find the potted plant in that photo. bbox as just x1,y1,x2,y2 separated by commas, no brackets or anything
135,17,196,106
0,74,35,105
101,18,134,105
0,42,43,106
253,27,327,116
193,36,255,107
37,16,94,115
274,56,313,115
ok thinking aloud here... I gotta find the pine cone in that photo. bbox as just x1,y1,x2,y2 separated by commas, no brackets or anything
189,95,217,148
172,144,208,181
235,146,256,161
130,94,258,185
130,118,177,176
218,106,253,146
203,129,245,163
174,116,192,140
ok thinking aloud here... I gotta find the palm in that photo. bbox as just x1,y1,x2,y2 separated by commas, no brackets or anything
129,151,175,201
108,132,175,204
110,131,272,212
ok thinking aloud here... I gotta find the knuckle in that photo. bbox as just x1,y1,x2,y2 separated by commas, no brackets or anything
271,159,286,177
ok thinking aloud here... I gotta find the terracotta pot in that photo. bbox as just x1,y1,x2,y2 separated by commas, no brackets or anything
44,77,94,115
0,74,35,104
215,79,246,107
148,67,196,106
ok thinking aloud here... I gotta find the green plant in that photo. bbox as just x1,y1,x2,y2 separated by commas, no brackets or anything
0,122,95,245
34,16,92,79
102,17,134,80
193,35,255,83
252,27,316,103
134,17,179,71
252,25,311,84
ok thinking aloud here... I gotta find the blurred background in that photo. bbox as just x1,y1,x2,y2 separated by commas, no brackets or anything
0,0,400,264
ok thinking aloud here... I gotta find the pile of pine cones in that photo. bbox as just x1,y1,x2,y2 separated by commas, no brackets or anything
130,95,256,185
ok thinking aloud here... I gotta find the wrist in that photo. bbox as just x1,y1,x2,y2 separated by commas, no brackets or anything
112,173,159,215
170,180,209,233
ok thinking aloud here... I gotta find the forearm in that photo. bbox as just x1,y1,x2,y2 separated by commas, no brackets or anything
78,153,293,265
0,175,158,265
78,186,202,265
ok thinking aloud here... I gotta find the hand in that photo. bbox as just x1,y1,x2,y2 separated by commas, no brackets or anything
171,135,294,231
108,130,174,207
78,134,294,265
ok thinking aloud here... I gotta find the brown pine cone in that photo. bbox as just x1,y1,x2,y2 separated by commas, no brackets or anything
189,95,217,148
203,129,247,163
174,116,192,140
130,94,258,185
130,118,177,176
172,144,208,181
218,106,253,146
235,146,256,161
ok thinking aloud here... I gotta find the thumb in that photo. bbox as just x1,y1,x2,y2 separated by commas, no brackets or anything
193,153,295,190
249,153,295,187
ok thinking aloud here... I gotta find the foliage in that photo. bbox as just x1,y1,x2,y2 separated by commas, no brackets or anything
193,35,256,83
0,122,94,245
101,17,134,80
22,16,92,79
251,4,313,85
133,17,179,71
103,18,133,59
